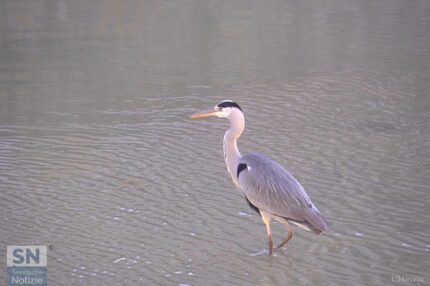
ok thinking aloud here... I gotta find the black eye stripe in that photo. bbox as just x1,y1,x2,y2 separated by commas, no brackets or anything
217,101,242,111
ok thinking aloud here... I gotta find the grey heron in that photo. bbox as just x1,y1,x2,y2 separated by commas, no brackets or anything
191,100,329,254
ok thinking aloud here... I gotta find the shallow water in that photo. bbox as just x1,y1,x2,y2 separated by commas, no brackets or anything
1,0,429,285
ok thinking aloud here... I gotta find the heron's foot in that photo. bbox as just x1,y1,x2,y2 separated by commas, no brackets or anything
268,239,274,254
277,221,294,249
269,242,273,254
276,235,293,249
276,240,290,249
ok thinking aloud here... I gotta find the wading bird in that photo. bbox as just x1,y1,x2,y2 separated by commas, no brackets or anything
191,100,328,254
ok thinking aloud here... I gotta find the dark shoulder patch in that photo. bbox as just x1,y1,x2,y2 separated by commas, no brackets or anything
237,163,247,178
245,196,260,216
217,101,242,111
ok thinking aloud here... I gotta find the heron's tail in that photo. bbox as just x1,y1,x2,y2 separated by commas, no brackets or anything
303,205,329,234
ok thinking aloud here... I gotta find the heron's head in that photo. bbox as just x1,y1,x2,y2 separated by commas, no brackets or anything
190,100,243,119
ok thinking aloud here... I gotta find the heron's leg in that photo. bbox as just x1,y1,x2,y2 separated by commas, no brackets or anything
261,211,273,254
277,220,293,249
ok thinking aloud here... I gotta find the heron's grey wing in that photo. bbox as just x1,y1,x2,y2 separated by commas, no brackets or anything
238,153,328,233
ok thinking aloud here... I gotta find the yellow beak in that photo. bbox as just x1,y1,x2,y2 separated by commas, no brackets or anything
190,108,218,119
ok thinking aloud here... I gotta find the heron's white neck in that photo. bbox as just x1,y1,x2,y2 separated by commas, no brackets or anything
223,109,245,186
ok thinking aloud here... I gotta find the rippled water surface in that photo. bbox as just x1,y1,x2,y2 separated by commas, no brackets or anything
1,1,429,285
